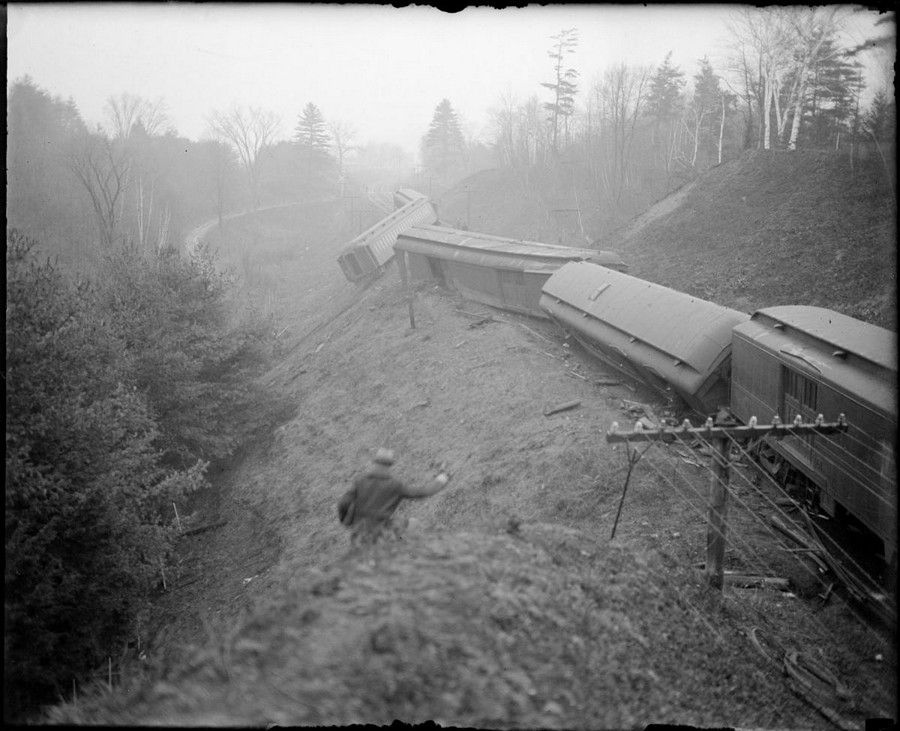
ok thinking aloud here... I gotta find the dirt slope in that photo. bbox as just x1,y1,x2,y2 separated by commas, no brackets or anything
46,156,897,727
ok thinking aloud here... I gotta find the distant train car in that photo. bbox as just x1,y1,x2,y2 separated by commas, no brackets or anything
395,225,628,319
337,196,438,283
540,260,750,415
730,306,897,565
393,188,427,210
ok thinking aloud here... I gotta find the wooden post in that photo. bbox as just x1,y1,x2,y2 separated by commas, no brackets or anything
706,437,731,591
397,251,415,329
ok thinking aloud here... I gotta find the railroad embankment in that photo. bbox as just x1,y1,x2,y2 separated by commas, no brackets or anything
43,152,897,727
439,150,897,329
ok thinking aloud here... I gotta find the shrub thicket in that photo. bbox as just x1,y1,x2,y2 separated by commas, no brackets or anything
94,241,285,466
5,231,284,721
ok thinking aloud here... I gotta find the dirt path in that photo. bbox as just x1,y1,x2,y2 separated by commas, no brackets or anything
610,179,699,245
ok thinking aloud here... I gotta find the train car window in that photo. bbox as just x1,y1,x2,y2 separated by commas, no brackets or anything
784,367,817,409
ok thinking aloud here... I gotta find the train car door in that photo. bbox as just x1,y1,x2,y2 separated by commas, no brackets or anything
781,365,818,467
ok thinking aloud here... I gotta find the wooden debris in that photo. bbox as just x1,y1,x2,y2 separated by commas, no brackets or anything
724,573,791,590
565,370,587,381
454,339,468,348
593,379,622,386
544,400,581,417
518,322,557,345
182,519,229,537
468,316,495,329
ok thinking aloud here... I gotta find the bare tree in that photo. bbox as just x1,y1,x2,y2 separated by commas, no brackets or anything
328,119,356,180
596,63,650,204
488,89,519,168
104,92,172,139
209,105,280,211
66,128,132,248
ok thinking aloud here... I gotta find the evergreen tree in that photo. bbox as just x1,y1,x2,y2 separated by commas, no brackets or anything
802,35,865,148
646,52,686,130
645,52,687,186
690,57,725,167
863,89,895,142
5,232,206,719
421,99,465,183
293,102,332,185
540,28,579,154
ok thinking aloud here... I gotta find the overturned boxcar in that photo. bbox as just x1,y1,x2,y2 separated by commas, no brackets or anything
539,260,750,415
337,195,438,284
395,225,627,319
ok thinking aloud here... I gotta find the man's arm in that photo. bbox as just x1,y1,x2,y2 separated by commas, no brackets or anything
401,471,451,499
337,485,357,525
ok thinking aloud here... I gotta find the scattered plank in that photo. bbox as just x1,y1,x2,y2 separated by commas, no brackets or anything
544,400,581,417
518,322,557,346
725,573,791,590
565,370,588,381
182,519,228,537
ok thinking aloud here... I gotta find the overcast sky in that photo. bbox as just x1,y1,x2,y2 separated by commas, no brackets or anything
7,4,891,155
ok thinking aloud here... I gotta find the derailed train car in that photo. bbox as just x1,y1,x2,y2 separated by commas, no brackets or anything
539,260,750,415
395,224,627,319
337,194,438,283
730,306,897,567
393,188,427,210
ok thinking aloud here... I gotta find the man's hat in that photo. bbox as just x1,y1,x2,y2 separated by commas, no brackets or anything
373,448,395,466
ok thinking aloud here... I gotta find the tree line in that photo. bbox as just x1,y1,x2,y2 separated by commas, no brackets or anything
6,78,414,276
481,7,894,230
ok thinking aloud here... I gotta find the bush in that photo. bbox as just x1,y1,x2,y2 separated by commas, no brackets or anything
5,232,206,720
94,241,287,466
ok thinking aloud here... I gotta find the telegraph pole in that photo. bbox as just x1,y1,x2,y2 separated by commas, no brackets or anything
606,414,849,591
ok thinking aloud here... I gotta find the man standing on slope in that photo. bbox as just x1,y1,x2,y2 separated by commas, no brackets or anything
338,448,451,545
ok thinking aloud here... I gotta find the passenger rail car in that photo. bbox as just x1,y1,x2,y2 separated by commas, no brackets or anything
540,260,750,415
395,225,627,319
393,188,428,210
337,194,438,283
730,306,897,567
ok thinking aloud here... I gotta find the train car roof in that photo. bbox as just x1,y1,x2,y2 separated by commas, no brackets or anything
338,197,432,256
745,306,897,372
541,260,750,374
733,307,897,418
396,224,626,270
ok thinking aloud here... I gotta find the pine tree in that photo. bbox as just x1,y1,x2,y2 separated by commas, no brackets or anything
690,57,724,167
540,28,579,154
421,99,465,183
646,52,686,130
293,102,332,184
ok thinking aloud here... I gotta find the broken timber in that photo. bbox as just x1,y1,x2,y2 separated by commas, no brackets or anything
606,414,848,592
